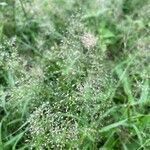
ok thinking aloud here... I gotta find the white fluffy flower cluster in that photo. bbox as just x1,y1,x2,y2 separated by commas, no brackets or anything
81,32,97,49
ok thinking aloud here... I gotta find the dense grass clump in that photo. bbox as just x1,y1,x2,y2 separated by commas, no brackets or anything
0,0,150,149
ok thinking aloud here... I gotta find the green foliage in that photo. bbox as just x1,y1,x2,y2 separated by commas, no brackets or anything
0,0,149,149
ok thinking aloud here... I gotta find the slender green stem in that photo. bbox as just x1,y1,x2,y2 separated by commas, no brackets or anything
19,0,28,19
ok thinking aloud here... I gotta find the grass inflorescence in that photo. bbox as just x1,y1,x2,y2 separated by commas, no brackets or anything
0,0,150,149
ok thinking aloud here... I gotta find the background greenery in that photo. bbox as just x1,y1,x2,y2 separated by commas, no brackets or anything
0,0,150,149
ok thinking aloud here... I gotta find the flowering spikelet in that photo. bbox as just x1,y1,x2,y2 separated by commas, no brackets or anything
81,32,97,49
28,102,79,149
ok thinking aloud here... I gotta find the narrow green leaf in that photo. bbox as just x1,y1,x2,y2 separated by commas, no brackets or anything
132,125,143,146
140,79,149,104
99,119,127,133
